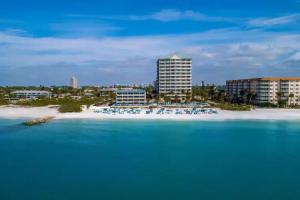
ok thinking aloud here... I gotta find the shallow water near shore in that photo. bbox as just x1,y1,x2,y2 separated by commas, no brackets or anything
0,119,300,200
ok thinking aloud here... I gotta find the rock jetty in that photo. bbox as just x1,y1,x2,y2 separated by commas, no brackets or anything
22,116,55,126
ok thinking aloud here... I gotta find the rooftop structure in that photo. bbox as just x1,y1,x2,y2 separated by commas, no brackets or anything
99,87,133,96
158,54,192,60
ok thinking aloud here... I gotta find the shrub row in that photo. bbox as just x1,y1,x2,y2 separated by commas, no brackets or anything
216,103,251,111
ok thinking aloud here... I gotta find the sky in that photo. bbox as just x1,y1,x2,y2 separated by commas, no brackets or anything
0,0,300,86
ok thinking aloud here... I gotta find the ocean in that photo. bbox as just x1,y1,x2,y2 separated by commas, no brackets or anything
0,119,300,200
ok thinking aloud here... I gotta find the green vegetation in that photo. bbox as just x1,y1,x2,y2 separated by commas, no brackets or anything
216,103,251,111
145,85,155,101
0,98,8,105
2,84,298,111
278,100,288,108
16,97,104,107
258,100,289,108
16,97,106,113
58,104,82,113
192,85,225,102
257,102,278,108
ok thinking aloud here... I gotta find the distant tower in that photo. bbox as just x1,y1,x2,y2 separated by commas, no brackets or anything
201,81,205,87
70,76,78,89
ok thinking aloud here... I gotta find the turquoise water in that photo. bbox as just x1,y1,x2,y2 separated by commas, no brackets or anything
0,119,300,200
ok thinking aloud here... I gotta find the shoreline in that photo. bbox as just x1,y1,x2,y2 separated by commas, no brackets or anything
1,105,300,121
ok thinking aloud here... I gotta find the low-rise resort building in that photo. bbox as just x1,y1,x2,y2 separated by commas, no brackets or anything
115,89,146,106
226,77,300,105
11,90,52,99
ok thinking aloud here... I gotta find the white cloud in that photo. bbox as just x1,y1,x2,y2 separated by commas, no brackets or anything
248,14,300,27
66,10,300,28
50,22,122,37
1,28,300,85
129,10,207,22
97,9,233,23
289,51,300,61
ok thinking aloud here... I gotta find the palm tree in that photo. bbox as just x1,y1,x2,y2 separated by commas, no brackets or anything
109,92,116,101
158,93,165,103
208,85,216,100
247,91,256,105
225,94,234,103
289,93,295,106
164,95,171,103
276,91,283,101
185,91,192,102
169,90,175,102
216,90,226,103
200,89,209,101
239,89,247,103
277,91,287,107
174,95,179,103
145,85,155,98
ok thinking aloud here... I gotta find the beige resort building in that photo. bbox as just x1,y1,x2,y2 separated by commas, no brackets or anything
226,77,300,105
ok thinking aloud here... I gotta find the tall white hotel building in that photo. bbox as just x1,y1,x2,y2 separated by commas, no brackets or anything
156,54,192,100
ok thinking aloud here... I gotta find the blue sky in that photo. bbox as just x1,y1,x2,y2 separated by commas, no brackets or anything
1,0,300,86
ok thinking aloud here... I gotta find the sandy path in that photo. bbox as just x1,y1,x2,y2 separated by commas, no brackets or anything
1,106,300,121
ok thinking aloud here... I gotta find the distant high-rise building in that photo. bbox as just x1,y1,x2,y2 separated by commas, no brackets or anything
201,81,205,87
156,54,192,101
70,76,78,89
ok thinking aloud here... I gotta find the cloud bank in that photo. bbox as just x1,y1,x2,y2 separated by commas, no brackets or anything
127,9,232,22
248,14,300,27
1,28,300,86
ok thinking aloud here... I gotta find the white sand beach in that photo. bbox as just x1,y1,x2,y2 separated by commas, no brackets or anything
0,105,300,121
